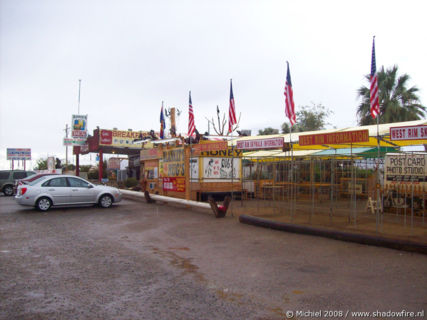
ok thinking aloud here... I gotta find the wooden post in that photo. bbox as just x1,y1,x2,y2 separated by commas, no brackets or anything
170,107,176,137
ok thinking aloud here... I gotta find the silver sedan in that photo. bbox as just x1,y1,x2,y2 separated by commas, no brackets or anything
15,175,122,211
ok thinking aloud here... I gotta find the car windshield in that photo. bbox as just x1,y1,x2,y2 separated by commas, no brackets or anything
28,175,50,186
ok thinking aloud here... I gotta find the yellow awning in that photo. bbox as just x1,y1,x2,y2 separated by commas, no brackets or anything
230,120,427,151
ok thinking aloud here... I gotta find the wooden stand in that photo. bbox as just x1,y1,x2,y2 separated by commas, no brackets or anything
208,196,231,218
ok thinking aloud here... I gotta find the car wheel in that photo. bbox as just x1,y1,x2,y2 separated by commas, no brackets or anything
99,194,113,208
36,197,52,211
3,185,14,196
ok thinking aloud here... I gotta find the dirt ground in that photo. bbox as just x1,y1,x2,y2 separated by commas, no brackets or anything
230,199,427,244
1,195,426,320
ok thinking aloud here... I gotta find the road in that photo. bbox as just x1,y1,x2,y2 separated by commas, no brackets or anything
0,195,426,319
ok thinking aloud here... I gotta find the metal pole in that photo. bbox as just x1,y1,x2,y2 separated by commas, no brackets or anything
376,113,380,233
231,145,234,217
290,127,294,221
65,124,69,169
78,79,82,115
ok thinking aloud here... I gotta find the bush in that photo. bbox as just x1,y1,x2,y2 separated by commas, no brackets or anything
87,170,99,180
125,177,138,188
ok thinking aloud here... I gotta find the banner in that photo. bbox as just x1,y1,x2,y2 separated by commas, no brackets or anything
72,114,88,139
390,125,427,141
299,130,369,146
236,137,284,150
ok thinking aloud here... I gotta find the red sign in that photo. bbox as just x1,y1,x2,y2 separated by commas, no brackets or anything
390,125,427,141
163,177,185,192
100,130,113,145
299,130,369,146
236,137,284,150
192,141,228,155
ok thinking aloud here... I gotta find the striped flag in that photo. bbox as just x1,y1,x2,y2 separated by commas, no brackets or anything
228,79,237,133
188,91,196,137
370,37,380,119
160,103,166,139
284,61,296,126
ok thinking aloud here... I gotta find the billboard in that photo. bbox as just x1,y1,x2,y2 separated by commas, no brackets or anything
7,148,31,160
71,114,88,139
99,129,146,149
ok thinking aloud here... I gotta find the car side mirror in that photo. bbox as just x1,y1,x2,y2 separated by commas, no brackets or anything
88,185,94,189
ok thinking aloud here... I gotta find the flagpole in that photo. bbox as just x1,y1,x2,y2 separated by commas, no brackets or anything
290,123,294,221
376,107,381,232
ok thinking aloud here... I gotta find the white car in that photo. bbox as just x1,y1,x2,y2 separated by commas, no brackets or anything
15,175,122,211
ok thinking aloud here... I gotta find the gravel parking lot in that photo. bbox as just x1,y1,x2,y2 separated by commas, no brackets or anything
1,195,426,320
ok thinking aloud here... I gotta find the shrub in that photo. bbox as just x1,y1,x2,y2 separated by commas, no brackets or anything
125,177,138,188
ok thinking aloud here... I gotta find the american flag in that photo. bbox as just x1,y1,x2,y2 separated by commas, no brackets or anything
188,91,196,137
160,103,166,139
370,37,380,119
284,62,296,126
228,79,237,133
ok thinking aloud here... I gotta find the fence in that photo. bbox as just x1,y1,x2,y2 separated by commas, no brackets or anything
228,155,426,244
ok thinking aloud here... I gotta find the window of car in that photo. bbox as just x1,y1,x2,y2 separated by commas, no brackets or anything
68,177,90,188
13,172,27,180
42,177,68,187
29,176,50,186
0,172,9,179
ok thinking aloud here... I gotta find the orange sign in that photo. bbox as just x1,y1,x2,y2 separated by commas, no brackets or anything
192,141,228,155
140,148,161,160
299,130,369,146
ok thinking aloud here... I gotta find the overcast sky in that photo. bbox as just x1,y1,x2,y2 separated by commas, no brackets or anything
1,0,426,169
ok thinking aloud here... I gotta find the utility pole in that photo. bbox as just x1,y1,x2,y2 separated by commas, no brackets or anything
64,124,69,169
78,79,82,114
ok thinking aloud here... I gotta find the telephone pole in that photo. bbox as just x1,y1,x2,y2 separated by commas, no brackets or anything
64,123,69,168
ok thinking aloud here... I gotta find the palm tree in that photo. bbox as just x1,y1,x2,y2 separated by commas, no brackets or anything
357,65,425,125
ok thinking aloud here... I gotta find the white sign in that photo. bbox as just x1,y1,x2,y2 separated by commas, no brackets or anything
203,157,240,180
236,137,284,150
390,125,427,141
7,148,31,160
384,153,426,184
47,157,55,171
190,158,199,181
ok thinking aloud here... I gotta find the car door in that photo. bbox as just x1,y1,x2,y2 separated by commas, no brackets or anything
67,177,97,203
42,177,71,204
